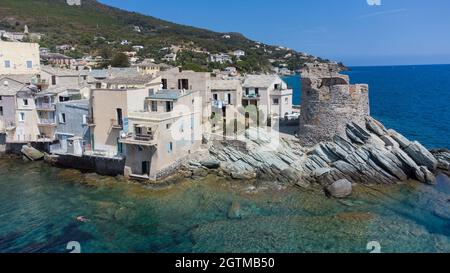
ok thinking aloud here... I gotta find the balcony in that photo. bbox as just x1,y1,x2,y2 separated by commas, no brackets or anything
38,118,57,127
120,132,157,146
36,103,56,111
243,93,261,100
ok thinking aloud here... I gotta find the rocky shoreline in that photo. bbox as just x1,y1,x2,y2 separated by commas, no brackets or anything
185,116,450,198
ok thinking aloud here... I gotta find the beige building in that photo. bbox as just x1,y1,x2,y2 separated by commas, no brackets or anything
159,68,212,133
8,86,41,143
121,89,202,180
242,75,293,126
209,79,245,138
89,75,162,156
0,41,40,75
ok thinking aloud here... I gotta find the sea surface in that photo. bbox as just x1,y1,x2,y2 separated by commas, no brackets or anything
284,64,450,149
1,64,450,253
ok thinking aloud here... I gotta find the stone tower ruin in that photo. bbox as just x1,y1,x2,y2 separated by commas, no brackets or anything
298,63,370,146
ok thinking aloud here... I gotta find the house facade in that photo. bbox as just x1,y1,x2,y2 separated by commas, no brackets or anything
242,75,293,126
0,41,40,75
89,75,162,157
159,68,212,133
51,99,90,156
121,89,202,180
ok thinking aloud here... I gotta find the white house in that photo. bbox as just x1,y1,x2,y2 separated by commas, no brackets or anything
232,50,246,58
163,53,177,62
209,53,232,64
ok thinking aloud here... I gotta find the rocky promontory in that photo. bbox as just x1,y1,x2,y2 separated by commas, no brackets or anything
193,117,447,189
186,63,450,196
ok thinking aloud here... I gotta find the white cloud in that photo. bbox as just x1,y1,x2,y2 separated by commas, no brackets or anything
358,8,407,19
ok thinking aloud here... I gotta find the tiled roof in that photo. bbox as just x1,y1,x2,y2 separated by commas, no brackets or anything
104,74,158,85
0,79,24,96
41,66,80,77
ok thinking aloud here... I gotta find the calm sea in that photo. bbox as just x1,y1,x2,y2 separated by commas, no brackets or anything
0,65,449,253
284,64,450,149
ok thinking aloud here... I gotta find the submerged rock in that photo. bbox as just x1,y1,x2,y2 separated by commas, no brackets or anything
227,201,242,219
414,166,436,185
325,179,352,198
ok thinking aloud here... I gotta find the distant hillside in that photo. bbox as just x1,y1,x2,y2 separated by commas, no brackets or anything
0,0,343,72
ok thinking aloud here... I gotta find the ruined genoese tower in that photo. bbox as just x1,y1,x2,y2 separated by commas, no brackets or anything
298,63,370,146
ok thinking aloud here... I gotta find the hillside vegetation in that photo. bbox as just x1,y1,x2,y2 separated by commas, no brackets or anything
0,0,341,72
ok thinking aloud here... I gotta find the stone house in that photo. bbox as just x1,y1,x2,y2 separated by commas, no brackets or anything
34,85,85,142
40,53,75,67
0,41,41,75
9,85,41,143
163,53,177,62
209,53,232,64
0,78,23,144
121,89,202,180
39,66,88,87
209,79,244,137
242,75,293,126
50,99,90,156
132,59,161,76
89,75,161,157
159,68,212,134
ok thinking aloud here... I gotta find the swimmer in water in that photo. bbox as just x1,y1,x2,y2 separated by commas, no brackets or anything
76,216,89,222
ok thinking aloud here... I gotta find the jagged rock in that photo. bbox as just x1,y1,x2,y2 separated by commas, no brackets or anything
431,149,450,173
388,129,411,148
404,142,438,171
380,135,399,148
365,117,387,136
325,179,352,198
231,171,256,180
192,168,208,178
227,201,241,219
21,145,44,161
414,166,436,185
200,158,220,169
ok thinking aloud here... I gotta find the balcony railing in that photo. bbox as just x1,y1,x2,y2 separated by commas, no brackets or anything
38,118,56,125
243,93,261,100
120,132,156,146
36,103,56,110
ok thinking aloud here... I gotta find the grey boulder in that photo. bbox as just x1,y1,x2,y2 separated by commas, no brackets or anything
325,179,352,198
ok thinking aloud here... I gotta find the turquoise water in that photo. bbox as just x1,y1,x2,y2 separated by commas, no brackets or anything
284,64,450,149
1,157,450,253
1,65,449,253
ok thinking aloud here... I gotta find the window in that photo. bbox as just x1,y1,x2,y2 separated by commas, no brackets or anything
255,88,259,95
0,106,3,116
82,115,87,125
59,113,66,124
167,142,173,153
273,98,279,105
19,112,25,122
26,61,33,69
23,99,28,106
166,123,171,129
0,95,2,100
151,101,157,112
4,60,11,68
178,79,189,90
180,121,184,133
213,94,218,101
95,83,101,88
227,93,231,104
161,79,168,89
165,101,173,112
148,89,155,96
245,88,249,95
285,97,289,104
51,75,56,85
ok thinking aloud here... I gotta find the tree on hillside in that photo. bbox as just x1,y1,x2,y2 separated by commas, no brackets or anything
110,52,130,67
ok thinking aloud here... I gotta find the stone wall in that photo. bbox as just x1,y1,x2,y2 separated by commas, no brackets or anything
54,154,125,176
298,63,370,146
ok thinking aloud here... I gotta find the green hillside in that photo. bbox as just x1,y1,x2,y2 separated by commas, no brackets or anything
0,0,340,72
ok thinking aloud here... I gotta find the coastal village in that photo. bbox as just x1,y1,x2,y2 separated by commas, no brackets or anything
0,39,297,182
1,38,449,196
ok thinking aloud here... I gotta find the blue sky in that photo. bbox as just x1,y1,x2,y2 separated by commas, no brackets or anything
99,0,450,66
